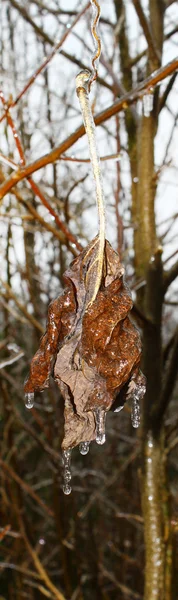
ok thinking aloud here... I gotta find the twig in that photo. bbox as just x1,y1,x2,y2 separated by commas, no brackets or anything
132,0,160,63
0,92,82,252
18,514,66,600
0,459,54,518
163,260,178,293
89,0,101,89
76,71,105,305
0,279,44,333
0,57,177,201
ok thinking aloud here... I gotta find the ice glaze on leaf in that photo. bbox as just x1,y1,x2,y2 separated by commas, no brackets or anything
24,238,146,449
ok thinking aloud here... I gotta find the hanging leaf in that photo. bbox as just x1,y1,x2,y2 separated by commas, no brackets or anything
24,238,146,450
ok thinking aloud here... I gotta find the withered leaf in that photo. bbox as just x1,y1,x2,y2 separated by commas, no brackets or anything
24,238,145,450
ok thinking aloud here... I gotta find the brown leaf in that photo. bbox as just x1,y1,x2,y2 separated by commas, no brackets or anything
24,239,145,450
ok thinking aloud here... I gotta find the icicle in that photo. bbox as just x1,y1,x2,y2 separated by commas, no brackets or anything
113,404,124,413
79,441,90,455
25,392,34,410
94,409,106,445
62,449,72,495
131,396,140,428
143,91,154,117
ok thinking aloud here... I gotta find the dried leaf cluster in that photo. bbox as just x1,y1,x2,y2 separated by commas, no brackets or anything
25,238,146,449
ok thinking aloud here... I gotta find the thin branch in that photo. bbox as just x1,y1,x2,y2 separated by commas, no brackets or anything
0,459,54,518
163,260,178,293
0,350,24,369
0,58,177,201
18,515,66,600
0,279,44,333
0,92,82,253
159,72,177,112
155,328,178,423
0,0,111,125
132,0,160,63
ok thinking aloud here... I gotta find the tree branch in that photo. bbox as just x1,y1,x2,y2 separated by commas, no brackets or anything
132,0,160,63
0,58,177,202
159,72,177,112
6,0,112,94
163,260,178,293
155,328,178,423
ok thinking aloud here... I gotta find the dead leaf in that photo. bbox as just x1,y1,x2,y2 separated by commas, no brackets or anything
25,239,145,449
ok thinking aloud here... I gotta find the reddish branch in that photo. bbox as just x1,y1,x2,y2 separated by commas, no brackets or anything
6,1,90,112
0,92,82,251
0,58,177,202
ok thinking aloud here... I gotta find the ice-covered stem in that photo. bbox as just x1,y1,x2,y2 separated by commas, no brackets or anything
76,71,105,306
89,0,101,89
141,432,165,599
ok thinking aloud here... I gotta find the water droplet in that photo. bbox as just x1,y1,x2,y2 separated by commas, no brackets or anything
39,538,45,545
148,439,153,448
62,449,72,494
148,495,153,501
148,457,152,464
64,469,71,481
66,22,71,29
63,483,72,495
79,441,90,455
133,177,139,183
131,395,140,428
143,92,154,117
156,559,161,566
94,409,106,445
25,392,34,409
114,404,124,413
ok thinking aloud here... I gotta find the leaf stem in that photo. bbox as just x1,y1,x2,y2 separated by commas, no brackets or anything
76,70,105,305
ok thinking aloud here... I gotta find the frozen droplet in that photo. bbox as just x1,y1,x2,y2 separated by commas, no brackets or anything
66,22,71,29
114,404,124,413
94,409,106,445
64,469,71,482
148,495,153,501
150,255,155,263
63,483,72,495
25,392,34,409
143,92,154,117
148,439,153,448
39,538,45,545
133,177,139,183
79,441,90,455
62,449,72,494
131,396,140,428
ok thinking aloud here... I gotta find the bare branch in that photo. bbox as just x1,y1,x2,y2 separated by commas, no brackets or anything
163,260,178,293
156,328,178,423
132,0,160,63
0,58,177,202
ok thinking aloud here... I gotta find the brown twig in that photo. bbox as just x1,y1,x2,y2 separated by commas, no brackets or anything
0,279,44,333
0,459,54,518
18,514,66,600
132,0,160,63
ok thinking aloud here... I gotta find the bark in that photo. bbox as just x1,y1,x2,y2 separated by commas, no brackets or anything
132,0,173,597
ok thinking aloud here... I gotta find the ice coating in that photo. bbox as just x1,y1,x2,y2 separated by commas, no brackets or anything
25,392,34,410
94,409,106,445
79,442,90,455
62,449,72,495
